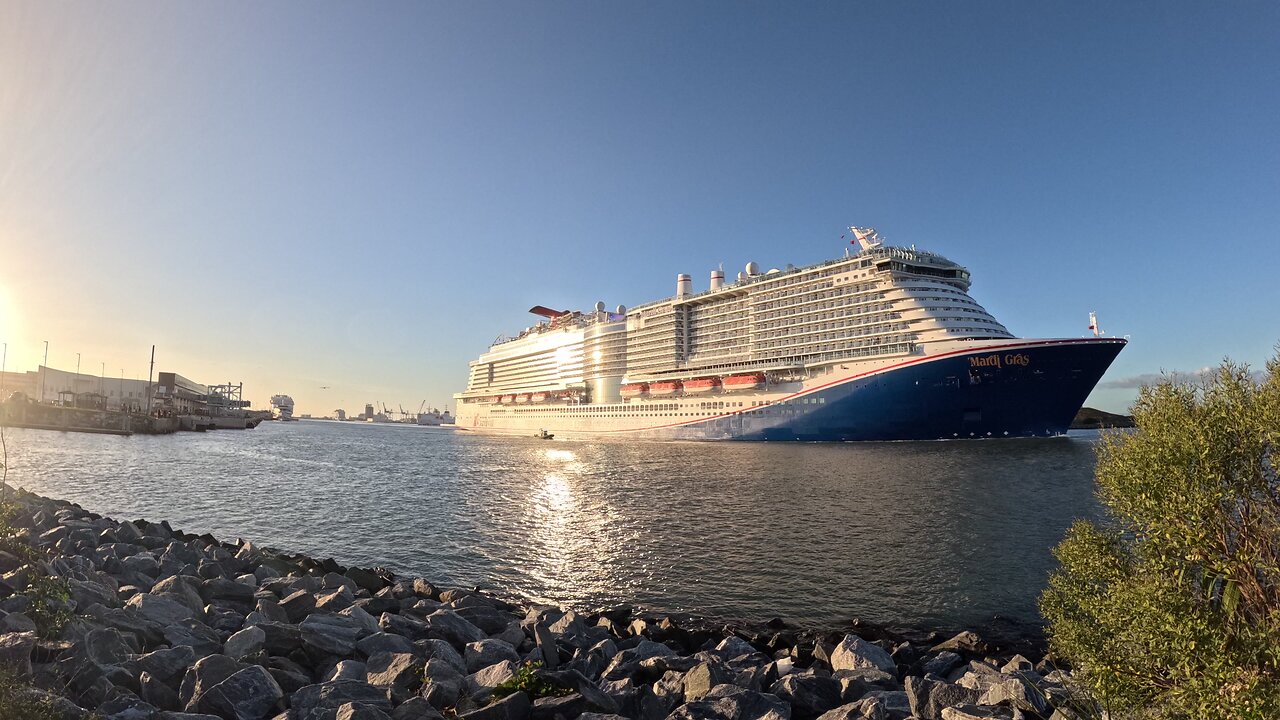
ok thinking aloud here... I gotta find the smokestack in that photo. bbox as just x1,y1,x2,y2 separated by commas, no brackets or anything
710,269,725,291
676,273,692,298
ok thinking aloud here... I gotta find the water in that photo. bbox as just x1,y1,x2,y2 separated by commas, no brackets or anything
0,421,1105,631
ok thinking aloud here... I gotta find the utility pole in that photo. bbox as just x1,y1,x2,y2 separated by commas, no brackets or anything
145,345,155,415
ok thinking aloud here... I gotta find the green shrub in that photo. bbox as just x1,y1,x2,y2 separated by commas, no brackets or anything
0,664,61,720
0,502,72,637
491,661,572,700
1040,354,1280,719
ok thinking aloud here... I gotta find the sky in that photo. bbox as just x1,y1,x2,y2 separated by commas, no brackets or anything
1,1,1277,415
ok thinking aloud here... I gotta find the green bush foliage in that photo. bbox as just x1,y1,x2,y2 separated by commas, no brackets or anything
0,502,72,637
0,665,61,720
491,661,572,700
1041,354,1280,718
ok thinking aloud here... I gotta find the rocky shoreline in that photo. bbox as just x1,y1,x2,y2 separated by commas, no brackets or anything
0,487,1089,720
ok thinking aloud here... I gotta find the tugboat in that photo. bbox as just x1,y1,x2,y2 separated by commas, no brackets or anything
535,429,554,440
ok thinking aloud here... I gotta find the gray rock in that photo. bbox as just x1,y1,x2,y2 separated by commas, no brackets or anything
922,652,964,678
714,636,759,660
152,577,206,615
69,578,121,610
904,676,981,720
417,638,467,674
770,673,842,719
976,677,1047,715
683,662,735,703
859,691,908,720
224,625,267,660
940,707,1013,720
325,659,368,682
356,632,416,658
465,639,520,673
467,659,517,700
833,668,897,702
532,624,559,670
164,620,223,657
423,610,486,649
254,597,290,624
545,669,619,714
815,698,886,720
531,693,585,720
459,691,531,720
929,632,991,657
193,664,284,720
141,670,182,711
366,652,423,702
391,698,445,720
344,567,385,594
179,654,244,710
280,589,317,623
667,686,791,720
338,605,381,639
136,646,196,684
302,613,361,657
255,621,303,656
291,680,394,719
0,631,36,677
334,702,394,720
600,640,676,681
202,577,256,604
158,715,222,720
127,593,198,626
379,612,432,641
829,636,896,676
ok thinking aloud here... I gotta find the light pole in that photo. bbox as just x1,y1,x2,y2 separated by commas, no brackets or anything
75,352,81,404
100,362,105,395
41,341,48,402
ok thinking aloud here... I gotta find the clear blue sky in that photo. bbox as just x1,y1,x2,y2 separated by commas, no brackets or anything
1,2,1277,415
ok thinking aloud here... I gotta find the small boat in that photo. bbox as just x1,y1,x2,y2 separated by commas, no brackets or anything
724,372,766,391
650,380,682,397
684,377,722,394
620,382,649,398
514,394,531,404
531,392,549,403
535,429,554,440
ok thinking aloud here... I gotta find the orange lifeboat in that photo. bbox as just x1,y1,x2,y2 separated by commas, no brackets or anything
650,380,682,397
684,377,722,394
514,393,531,404
724,372,766,391
531,392,549,403
501,394,516,404
620,383,649,398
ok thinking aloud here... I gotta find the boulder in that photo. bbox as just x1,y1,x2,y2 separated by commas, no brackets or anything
325,659,369,682
465,639,520,673
344,567,385,594
202,577,256,604
141,670,182,711
339,605,381,639
929,632,991,657
976,677,1047,715
290,680,394,719
417,638,467,675
459,690,531,720
833,668,897,702
179,654,244,710
829,636,896,676
301,613,361,657
0,631,36,677
667,686,791,720
69,578,121,609
127,593,198,626
940,707,1013,720
280,590,317,623
136,646,196,684
921,652,963,678
224,626,267,660
815,699,886,720
164,620,224,657
683,662,735,702
335,702,394,720
192,665,284,720
769,673,842,719
365,651,423,702
255,621,303,656
356,632,416,659
423,610,486,649
467,659,517,700
391,698,446,720
904,676,981,720
152,577,206,614
379,612,432,641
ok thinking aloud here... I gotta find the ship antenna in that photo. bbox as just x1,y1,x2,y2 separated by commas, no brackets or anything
1089,311,1103,337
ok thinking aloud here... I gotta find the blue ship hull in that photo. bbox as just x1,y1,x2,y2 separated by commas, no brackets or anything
644,338,1127,441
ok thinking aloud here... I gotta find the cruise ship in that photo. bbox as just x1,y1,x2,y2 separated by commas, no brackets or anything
454,228,1125,441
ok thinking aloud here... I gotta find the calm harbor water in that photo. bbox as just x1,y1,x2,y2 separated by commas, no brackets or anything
1,420,1105,631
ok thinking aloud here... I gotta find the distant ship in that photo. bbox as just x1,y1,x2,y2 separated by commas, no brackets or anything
453,227,1125,441
270,395,296,422
416,407,455,426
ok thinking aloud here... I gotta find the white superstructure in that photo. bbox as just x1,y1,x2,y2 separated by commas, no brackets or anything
453,227,1122,441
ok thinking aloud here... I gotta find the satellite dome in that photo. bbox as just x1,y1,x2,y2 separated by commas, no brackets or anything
595,301,605,312
616,305,626,315
745,261,760,276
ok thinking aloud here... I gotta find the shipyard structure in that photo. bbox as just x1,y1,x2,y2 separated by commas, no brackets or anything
454,228,1125,441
